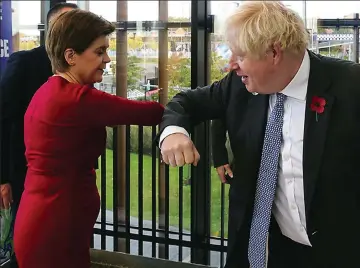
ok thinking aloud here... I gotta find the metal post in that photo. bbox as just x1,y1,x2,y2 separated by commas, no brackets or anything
158,0,169,260
190,0,212,265
113,0,128,253
353,13,359,63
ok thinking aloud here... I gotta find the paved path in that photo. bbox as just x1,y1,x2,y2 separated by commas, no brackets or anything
93,210,227,267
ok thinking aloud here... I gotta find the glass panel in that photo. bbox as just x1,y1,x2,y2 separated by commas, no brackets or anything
306,1,360,61
169,0,191,22
306,1,360,19
210,1,236,244
128,1,159,20
167,4,191,249
90,2,193,260
11,1,41,52
89,1,116,21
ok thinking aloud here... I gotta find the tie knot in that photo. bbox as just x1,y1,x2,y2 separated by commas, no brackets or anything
276,93,286,104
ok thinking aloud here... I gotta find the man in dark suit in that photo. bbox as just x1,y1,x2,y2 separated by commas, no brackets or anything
158,2,360,268
211,119,234,183
0,3,78,267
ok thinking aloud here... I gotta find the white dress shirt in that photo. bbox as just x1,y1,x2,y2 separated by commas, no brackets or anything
160,51,311,246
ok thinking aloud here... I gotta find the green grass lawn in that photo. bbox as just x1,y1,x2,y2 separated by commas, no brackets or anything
96,149,230,238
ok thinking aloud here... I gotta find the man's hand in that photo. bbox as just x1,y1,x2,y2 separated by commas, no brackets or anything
216,164,233,183
0,183,13,209
161,133,200,167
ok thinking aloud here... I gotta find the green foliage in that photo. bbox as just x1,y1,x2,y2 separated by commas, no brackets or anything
106,126,154,155
111,56,145,90
96,149,230,237
109,51,228,101
128,35,144,50
166,51,228,100
210,52,229,83
168,16,190,22
168,54,191,88
127,56,145,90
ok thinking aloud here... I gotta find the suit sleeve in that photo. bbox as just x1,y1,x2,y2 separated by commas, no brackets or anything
0,53,25,185
211,119,229,168
78,87,164,127
158,71,235,137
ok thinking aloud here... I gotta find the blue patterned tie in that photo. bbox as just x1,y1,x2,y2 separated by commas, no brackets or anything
248,93,286,268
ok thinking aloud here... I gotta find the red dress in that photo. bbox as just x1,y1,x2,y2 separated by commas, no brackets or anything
14,76,164,268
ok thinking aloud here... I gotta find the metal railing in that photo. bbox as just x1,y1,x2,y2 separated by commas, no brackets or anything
91,123,229,267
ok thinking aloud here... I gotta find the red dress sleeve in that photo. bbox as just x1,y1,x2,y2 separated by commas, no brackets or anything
76,85,164,127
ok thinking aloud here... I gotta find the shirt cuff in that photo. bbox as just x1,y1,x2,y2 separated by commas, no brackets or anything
159,125,190,148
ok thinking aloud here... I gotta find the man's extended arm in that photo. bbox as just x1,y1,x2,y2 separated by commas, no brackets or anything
158,71,237,146
158,71,244,167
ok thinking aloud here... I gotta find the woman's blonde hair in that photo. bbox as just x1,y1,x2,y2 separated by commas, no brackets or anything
225,1,309,59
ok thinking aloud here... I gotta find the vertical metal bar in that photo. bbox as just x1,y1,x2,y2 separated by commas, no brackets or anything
125,125,131,253
112,128,119,251
165,166,170,259
40,1,48,46
190,0,212,265
353,13,359,63
220,183,225,268
100,150,107,250
158,0,169,260
138,126,144,255
113,0,128,253
151,126,157,257
178,167,184,262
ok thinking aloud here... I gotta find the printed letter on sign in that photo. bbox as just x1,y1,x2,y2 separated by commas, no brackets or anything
0,0,13,75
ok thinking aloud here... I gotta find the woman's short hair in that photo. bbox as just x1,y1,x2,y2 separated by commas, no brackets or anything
225,1,309,59
46,9,115,73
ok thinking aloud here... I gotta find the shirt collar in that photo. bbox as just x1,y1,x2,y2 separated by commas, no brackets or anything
280,50,310,101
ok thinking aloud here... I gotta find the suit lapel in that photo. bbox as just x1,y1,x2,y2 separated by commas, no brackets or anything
303,52,335,222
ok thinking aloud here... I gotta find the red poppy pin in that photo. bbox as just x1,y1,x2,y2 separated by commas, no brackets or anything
310,96,326,122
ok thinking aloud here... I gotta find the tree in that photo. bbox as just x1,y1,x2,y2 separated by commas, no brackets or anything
128,35,144,50
167,54,191,99
168,16,190,22
109,38,116,51
210,52,229,83
111,56,145,90
166,52,229,100
109,36,144,51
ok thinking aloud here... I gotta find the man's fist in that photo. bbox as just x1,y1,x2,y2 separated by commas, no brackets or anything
216,164,233,183
161,133,200,167
0,183,13,209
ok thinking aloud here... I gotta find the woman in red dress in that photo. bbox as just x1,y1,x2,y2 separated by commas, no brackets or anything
13,10,164,268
